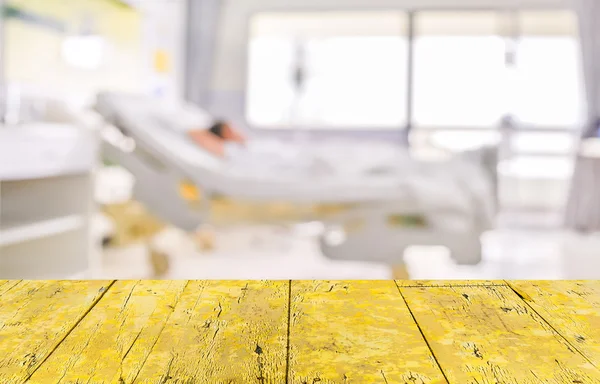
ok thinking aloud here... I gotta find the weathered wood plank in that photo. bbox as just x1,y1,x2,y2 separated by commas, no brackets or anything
0,280,22,296
0,280,113,384
396,280,505,288
132,280,289,383
508,281,600,368
288,280,447,383
27,280,188,383
400,284,600,383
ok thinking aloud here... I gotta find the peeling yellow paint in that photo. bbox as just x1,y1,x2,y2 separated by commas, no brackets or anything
396,280,505,288
0,280,21,296
400,284,600,383
130,280,289,383
0,280,112,383
0,281,599,383
508,281,600,369
27,280,187,383
288,281,446,383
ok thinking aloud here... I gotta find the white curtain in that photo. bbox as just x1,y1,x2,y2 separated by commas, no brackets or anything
0,0,5,120
565,0,600,231
184,0,222,107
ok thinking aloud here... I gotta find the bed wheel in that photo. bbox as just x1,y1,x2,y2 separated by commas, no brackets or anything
452,240,483,266
193,227,216,252
149,248,170,278
392,263,410,280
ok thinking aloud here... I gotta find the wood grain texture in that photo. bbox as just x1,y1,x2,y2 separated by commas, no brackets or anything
2,280,600,383
288,280,446,384
508,281,600,368
396,280,505,288
132,280,289,383
27,280,187,383
0,280,113,384
0,280,21,296
400,285,600,383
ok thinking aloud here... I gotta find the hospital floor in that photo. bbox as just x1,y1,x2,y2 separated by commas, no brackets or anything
95,166,599,280
98,215,600,280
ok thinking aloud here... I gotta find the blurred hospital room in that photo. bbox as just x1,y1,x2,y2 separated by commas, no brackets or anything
0,0,599,280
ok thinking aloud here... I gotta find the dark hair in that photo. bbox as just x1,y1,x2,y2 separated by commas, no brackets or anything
209,120,226,138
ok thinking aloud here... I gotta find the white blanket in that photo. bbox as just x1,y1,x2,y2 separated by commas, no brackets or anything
223,139,407,179
222,138,495,228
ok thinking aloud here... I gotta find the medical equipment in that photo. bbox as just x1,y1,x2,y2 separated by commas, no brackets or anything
95,92,498,270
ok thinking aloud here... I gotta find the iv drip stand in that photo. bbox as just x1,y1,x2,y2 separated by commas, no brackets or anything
290,38,308,148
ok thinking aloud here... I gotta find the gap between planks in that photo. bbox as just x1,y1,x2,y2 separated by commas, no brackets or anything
393,280,451,384
398,284,507,288
20,280,117,381
17,280,501,384
285,280,292,384
396,280,508,288
23,280,600,383
0,280,23,296
396,280,600,382
504,280,600,371
127,280,192,384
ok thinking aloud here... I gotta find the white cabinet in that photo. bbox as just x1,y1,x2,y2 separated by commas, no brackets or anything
0,124,100,278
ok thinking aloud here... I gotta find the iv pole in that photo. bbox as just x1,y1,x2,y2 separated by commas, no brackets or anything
291,38,308,149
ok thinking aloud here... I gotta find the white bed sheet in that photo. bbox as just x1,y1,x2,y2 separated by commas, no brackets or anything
213,138,494,225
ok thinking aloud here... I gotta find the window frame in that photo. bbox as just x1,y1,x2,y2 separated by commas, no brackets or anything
243,6,582,144
409,8,582,160
244,9,412,135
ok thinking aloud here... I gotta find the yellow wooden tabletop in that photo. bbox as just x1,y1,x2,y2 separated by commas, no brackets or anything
1,280,599,383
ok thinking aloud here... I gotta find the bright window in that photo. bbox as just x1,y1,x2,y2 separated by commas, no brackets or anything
512,11,583,128
499,156,574,179
246,36,296,127
509,132,576,155
412,12,508,128
411,130,501,152
246,9,583,137
246,12,408,129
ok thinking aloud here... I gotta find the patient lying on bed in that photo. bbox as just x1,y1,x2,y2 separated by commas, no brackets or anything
156,98,247,158
177,109,406,178
187,120,247,157
162,99,493,184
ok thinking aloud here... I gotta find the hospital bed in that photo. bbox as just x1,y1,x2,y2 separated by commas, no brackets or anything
94,92,498,273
